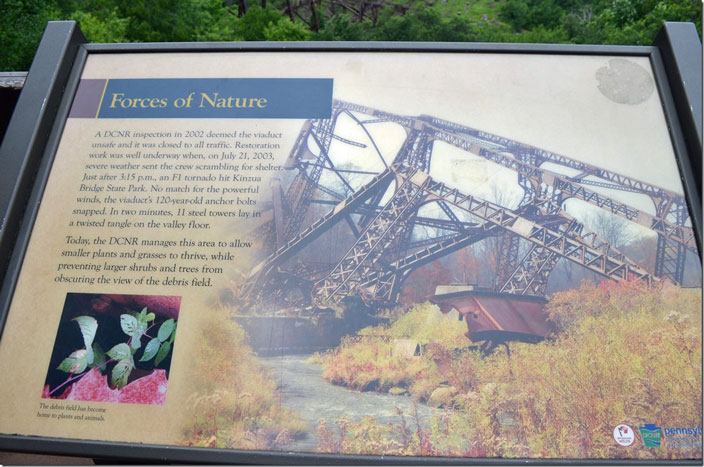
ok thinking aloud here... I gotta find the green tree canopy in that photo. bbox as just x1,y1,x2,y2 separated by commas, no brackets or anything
0,0,701,71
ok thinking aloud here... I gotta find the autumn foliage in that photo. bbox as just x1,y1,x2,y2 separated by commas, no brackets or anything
316,280,702,459
316,302,468,399
179,306,306,450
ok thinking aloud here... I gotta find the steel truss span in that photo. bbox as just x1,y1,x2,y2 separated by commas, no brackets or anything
238,100,694,312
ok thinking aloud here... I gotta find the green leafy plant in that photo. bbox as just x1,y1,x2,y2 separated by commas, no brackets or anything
56,315,98,375
50,307,176,395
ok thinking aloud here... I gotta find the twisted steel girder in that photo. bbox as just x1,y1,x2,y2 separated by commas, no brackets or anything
396,163,655,284
311,169,429,306
240,101,696,310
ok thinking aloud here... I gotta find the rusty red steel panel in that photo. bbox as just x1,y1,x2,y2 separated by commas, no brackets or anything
430,285,555,343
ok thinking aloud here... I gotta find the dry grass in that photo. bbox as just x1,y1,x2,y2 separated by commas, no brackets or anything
178,306,306,450
316,281,702,459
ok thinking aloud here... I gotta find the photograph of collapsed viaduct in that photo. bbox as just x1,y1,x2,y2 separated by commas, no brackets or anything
198,78,701,457
235,98,699,349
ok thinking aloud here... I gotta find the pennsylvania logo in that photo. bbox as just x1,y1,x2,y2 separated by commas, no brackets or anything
663,426,702,449
639,424,662,448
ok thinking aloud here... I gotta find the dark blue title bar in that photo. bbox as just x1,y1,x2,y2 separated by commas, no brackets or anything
93,78,333,119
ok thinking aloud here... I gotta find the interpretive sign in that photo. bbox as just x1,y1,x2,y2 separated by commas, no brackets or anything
0,21,701,464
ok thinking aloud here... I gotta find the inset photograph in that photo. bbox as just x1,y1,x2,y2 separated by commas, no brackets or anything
42,293,180,405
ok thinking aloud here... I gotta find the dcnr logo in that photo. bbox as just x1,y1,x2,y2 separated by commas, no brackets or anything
639,424,662,448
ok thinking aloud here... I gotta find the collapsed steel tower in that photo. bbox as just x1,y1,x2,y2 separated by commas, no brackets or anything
238,100,697,312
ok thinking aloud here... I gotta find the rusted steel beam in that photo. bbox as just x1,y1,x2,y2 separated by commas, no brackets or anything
430,285,554,344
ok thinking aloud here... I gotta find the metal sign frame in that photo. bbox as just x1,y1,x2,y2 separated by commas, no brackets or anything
0,21,700,465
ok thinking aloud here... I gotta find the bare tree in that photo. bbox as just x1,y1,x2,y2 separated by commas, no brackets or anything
310,0,321,31
622,234,657,271
586,210,634,248
477,181,524,285
237,0,248,17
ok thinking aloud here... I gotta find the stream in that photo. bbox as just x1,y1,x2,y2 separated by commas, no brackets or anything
259,354,434,453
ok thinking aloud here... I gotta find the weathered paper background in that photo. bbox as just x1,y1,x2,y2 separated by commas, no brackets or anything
0,51,682,446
